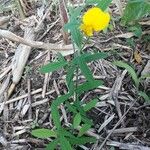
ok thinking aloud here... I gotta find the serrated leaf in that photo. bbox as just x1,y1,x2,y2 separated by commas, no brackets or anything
31,128,57,139
78,124,91,137
122,0,150,24
83,99,98,111
73,113,81,128
46,139,58,150
40,61,67,73
67,136,96,145
113,61,139,88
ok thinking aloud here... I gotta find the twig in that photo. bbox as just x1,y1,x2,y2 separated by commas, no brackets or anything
106,141,150,150
42,52,50,98
27,79,32,119
110,70,127,127
0,29,73,53
5,88,42,105
0,16,10,26
107,127,138,134
98,99,137,150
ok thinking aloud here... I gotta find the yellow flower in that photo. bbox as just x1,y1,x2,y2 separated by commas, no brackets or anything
80,7,110,36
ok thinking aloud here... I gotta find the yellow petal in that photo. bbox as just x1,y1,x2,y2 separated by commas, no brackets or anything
80,7,110,36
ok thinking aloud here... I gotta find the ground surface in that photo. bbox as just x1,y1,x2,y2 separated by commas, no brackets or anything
0,0,150,150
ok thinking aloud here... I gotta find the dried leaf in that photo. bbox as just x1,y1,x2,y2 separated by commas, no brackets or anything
134,50,142,64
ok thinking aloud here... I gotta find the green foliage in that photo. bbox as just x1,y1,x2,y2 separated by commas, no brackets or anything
122,0,150,25
138,91,150,102
113,61,149,102
113,61,139,88
73,113,82,128
40,56,68,73
78,124,91,137
46,139,58,150
83,99,98,111
31,128,57,139
67,136,96,145
64,7,83,49
128,25,142,37
86,0,112,11
35,51,108,149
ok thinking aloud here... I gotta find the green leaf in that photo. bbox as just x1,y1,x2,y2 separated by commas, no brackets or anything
71,27,83,49
51,92,73,129
76,80,103,95
73,113,81,128
78,59,95,82
40,61,67,73
59,135,72,150
46,139,58,150
138,91,150,102
122,0,150,24
66,64,76,92
83,99,98,111
67,136,96,145
86,0,112,11
78,124,91,137
84,52,108,63
64,7,83,49
139,74,150,80
113,61,139,88
31,128,57,139
61,128,76,138
129,25,142,37
66,102,78,114
73,52,108,64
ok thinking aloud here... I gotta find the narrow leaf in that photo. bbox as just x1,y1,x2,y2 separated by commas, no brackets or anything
46,139,58,150
78,59,95,82
40,61,67,73
76,80,103,95
113,61,139,88
51,92,73,129
78,124,91,137
31,128,57,139
59,135,72,150
67,136,96,145
83,99,98,111
138,91,150,102
66,64,76,92
73,113,81,128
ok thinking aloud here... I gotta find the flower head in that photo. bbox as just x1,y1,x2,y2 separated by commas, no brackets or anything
80,7,110,36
